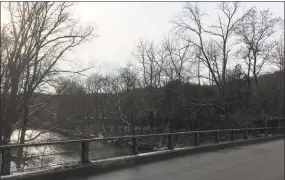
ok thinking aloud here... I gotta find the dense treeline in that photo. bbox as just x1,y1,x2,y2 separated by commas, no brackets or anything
25,69,284,138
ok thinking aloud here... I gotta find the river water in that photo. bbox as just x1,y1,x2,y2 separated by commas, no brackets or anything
8,129,132,174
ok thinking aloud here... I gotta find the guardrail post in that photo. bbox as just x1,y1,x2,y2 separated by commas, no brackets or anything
272,127,276,136
81,141,90,164
255,129,259,137
243,129,248,139
265,120,269,137
265,127,268,137
194,132,199,146
215,131,219,143
1,148,11,175
167,134,173,150
132,137,138,155
230,130,234,141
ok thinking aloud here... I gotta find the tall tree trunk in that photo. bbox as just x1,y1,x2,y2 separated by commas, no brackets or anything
15,98,29,170
1,63,20,175
198,59,201,86
246,56,252,127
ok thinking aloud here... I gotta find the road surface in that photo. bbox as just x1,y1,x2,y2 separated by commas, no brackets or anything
73,139,284,180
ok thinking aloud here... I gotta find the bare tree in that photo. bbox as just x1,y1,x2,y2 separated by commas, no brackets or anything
271,21,285,71
162,36,193,82
172,2,252,126
273,38,285,71
235,8,280,91
234,8,280,124
271,21,285,130
0,2,94,174
131,39,165,88
193,47,202,85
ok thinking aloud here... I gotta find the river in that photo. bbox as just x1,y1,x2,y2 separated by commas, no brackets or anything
9,129,133,174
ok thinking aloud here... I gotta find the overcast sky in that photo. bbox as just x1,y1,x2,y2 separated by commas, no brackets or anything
64,2,284,74
1,2,284,74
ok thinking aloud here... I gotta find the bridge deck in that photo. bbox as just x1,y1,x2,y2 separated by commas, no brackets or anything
72,139,284,180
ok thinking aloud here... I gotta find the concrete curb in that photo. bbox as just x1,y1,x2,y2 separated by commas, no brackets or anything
2,135,284,180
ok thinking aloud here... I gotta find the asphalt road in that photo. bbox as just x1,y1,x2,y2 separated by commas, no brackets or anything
77,139,284,180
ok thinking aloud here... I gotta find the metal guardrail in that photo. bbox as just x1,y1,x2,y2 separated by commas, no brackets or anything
0,126,284,176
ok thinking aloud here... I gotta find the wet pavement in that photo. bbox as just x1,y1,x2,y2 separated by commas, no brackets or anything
73,139,284,180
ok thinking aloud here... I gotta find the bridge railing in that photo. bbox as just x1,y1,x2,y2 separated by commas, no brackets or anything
1,126,284,176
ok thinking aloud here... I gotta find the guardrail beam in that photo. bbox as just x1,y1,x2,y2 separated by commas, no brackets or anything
0,126,283,177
